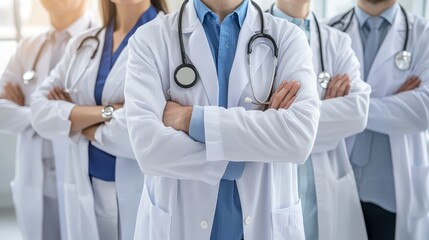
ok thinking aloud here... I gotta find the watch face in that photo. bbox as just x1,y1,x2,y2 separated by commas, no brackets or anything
102,106,114,119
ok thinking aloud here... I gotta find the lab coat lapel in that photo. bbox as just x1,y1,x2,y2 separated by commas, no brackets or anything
102,46,128,104
368,10,407,78
310,16,320,77
181,0,218,105
347,17,365,77
228,4,270,107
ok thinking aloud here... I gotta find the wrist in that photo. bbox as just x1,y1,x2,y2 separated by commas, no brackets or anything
182,106,193,134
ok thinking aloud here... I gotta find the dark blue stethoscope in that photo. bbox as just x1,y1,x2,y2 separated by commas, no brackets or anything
268,4,331,89
329,5,412,71
174,0,279,105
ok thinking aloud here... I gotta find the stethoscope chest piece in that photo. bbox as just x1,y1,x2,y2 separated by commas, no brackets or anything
395,50,412,71
22,70,37,85
318,71,331,89
174,64,198,88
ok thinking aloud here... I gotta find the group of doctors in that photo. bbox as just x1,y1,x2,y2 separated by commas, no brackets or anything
0,0,428,239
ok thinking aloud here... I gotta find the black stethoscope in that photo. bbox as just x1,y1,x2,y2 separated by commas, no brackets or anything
174,0,279,105
64,28,103,94
22,23,94,85
329,5,411,71
269,4,331,89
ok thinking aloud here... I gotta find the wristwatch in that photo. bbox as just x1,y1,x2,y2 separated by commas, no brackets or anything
101,105,115,120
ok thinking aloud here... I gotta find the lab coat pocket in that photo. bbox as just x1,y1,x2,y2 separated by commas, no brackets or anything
411,166,429,213
141,185,172,240
271,200,305,240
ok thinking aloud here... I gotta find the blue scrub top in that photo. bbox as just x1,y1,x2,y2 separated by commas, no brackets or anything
88,5,158,181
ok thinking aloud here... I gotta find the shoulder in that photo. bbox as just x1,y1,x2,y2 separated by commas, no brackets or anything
67,27,104,50
321,23,352,46
264,12,309,49
325,9,354,30
15,31,49,56
132,11,176,44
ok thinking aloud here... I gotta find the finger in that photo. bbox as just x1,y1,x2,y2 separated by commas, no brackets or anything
63,91,73,102
336,78,350,97
344,84,351,96
5,83,19,102
329,76,344,98
14,84,25,104
283,96,296,110
269,81,288,108
51,88,62,100
325,75,339,99
279,82,300,108
271,81,295,109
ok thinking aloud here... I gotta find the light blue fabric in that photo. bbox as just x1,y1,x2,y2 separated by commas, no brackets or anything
271,7,318,240
355,3,399,80
188,1,249,239
271,4,311,41
189,0,246,181
350,4,398,213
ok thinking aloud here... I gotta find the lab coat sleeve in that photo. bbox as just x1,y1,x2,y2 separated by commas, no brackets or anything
91,107,136,159
312,33,371,153
0,39,33,134
30,41,77,143
366,28,429,135
125,35,228,185
204,30,321,164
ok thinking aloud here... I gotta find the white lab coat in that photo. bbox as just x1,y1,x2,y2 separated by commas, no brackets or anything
125,2,321,240
30,28,143,240
308,21,370,240
0,15,93,240
329,10,429,240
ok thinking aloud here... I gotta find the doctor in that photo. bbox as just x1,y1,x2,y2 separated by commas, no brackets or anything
0,0,93,239
270,1,371,240
329,0,429,239
125,0,321,239
30,1,166,239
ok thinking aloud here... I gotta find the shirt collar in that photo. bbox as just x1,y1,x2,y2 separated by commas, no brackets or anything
194,0,248,27
271,4,311,31
355,3,399,27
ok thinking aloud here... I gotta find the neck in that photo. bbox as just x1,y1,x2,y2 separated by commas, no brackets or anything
50,3,86,31
115,1,151,33
202,0,244,22
358,0,396,16
276,1,310,19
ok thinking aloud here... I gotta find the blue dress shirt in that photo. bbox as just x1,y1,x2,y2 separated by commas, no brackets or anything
271,6,317,240
88,5,158,181
350,4,399,213
189,0,248,239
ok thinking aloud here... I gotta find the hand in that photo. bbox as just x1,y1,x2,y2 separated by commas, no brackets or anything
163,101,193,134
267,80,300,110
323,74,350,99
82,124,100,141
48,87,73,102
112,103,123,110
396,75,421,94
0,82,25,106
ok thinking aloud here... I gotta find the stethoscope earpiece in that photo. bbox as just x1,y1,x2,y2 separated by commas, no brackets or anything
22,70,37,85
174,64,199,88
318,72,331,89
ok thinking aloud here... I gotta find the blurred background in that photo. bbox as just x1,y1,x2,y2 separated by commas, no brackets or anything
0,0,428,239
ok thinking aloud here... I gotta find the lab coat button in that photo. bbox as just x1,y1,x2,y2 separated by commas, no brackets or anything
200,220,209,229
244,216,251,225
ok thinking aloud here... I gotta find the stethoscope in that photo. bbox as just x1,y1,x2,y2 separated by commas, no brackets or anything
22,36,48,84
64,28,103,94
174,0,279,105
22,23,94,85
329,5,411,71
269,4,331,89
